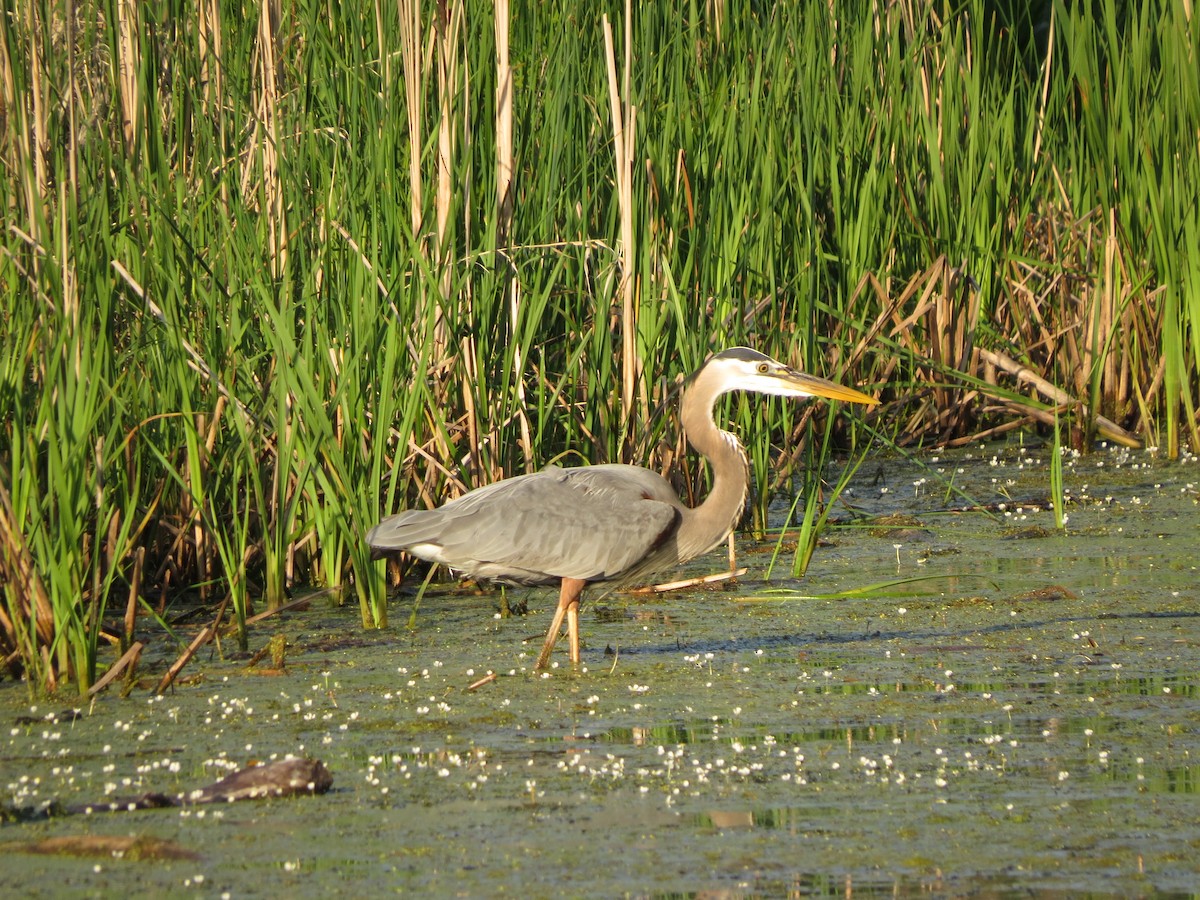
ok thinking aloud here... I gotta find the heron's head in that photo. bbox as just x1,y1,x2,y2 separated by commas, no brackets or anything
699,347,878,406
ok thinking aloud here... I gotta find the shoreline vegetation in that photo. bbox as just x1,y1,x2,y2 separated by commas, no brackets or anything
2,0,1197,694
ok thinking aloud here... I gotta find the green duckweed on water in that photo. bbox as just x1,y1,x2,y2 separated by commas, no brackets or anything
2,443,1198,898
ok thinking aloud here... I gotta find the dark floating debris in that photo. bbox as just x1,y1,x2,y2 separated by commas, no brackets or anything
185,757,333,804
1,757,333,824
866,513,925,536
1012,584,1080,603
1001,524,1054,540
5,834,202,861
12,709,84,726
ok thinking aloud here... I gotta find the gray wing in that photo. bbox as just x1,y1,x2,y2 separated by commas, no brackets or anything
366,465,684,584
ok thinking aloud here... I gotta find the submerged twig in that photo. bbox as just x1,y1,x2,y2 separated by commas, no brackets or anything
467,672,497,691
87,642,143,696
155,594,230,694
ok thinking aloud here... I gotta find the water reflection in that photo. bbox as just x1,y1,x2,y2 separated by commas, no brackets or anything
641,864,1104,899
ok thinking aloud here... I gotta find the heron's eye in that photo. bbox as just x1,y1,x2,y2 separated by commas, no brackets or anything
757,363,770,374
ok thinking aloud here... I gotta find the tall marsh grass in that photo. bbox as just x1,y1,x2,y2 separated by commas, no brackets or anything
1,0,1196,693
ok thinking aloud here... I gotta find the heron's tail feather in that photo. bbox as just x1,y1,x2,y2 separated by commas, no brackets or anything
365,510,440,551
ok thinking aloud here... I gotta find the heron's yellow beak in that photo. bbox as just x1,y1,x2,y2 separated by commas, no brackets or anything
784,370,879,406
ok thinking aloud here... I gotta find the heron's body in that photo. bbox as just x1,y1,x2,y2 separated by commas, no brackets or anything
367,348,877,668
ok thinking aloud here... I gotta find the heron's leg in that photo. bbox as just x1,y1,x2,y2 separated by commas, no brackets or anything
534,598,568,670
535,578,586,670
566,600,580,665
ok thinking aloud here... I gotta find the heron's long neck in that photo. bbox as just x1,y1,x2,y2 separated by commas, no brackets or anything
677,380,749,561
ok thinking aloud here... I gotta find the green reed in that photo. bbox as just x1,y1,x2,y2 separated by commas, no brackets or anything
1,0,1196,693
1051,408,1067,532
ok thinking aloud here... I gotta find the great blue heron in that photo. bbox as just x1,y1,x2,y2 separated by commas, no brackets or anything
367,347,877,669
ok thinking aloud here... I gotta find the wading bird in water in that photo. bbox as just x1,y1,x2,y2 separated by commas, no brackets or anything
367,348,877,669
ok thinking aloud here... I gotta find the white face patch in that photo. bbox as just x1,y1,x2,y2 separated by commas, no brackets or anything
710,361,816,399
733,374,815,397
704,354,872,405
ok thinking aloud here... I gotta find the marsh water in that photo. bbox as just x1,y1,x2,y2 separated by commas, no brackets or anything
2,442,1198,898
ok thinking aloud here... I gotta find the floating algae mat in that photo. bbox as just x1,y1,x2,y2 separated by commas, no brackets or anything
2,442,1198,897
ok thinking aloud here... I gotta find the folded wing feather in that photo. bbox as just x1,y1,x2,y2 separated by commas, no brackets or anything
366,465,684,585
